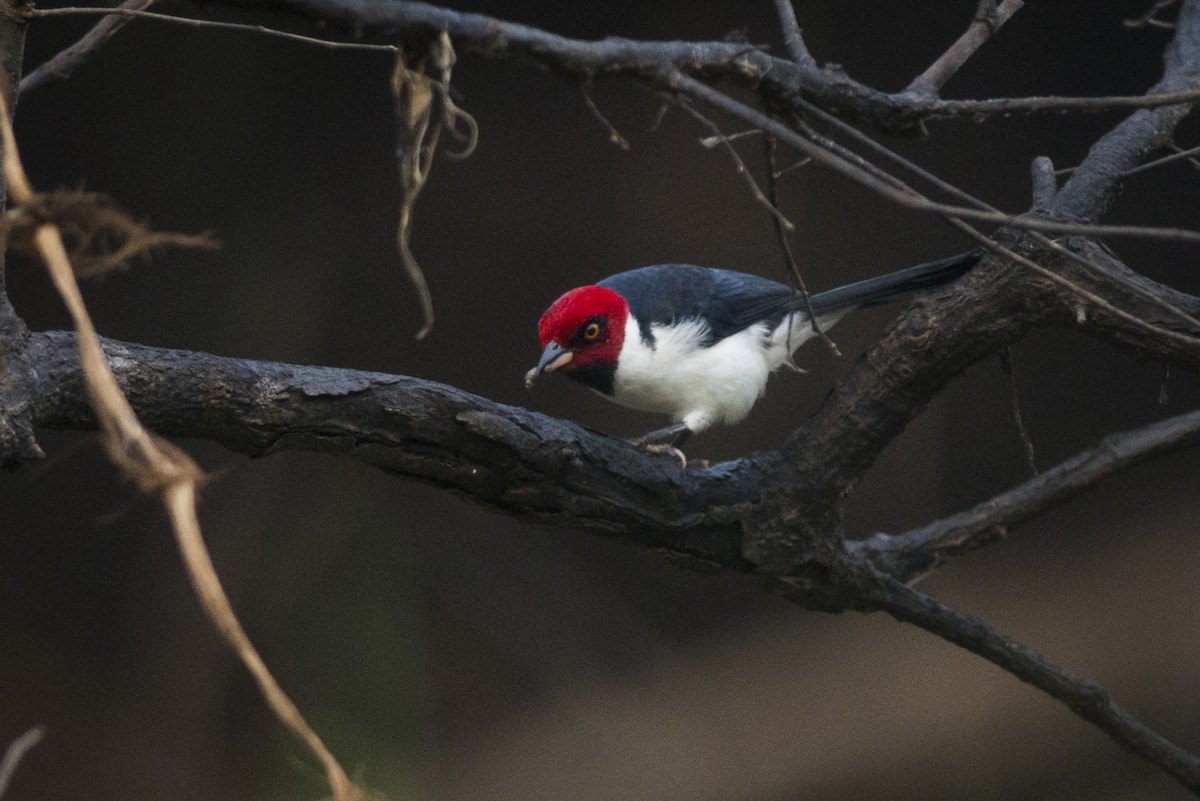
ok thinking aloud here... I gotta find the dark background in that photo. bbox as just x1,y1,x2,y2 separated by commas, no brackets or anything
2,1,1199,799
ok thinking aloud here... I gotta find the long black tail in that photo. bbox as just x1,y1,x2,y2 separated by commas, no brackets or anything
807,249,981,317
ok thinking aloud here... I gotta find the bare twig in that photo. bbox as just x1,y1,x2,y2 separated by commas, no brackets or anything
21,0,158,94
998,348,1038,475
26,6,399,63
164,483,363,801
669,71,1200,245
772,156,812,177
698,128,762,148
676,98,794,231
1122,141,1200,175
670,66,1200,356
3,189,217,279
763,134,839,355
852,408,1200,582
670,72,1200,352
851,562,1200,794
771,0,816,67
907,0,1025,96
582,88,630,150
1125,0,1183,29
786,94,1200,334
0,726,43,800
0,84,365,801
914,87,1200,116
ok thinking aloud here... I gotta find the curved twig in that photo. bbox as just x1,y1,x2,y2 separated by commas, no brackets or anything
0,727,43,800
848,562,1200,794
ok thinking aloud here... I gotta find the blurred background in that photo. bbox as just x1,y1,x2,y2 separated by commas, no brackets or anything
1,1,1199,799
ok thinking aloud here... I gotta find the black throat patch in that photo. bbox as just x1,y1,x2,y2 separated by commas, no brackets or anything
565,361,616,395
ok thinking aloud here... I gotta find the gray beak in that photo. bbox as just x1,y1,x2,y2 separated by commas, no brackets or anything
525,341,574,389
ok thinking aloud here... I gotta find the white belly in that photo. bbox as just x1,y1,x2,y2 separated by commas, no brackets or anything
610,313,829,432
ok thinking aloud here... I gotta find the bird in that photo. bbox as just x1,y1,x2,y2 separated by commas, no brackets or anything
525,251,979,462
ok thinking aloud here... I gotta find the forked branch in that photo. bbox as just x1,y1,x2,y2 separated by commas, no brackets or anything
852,408,1200,582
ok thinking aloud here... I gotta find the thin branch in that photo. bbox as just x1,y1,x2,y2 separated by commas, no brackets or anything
906,0,1024,96
582,88,630,150
998,347,1038,476
26,7,399,61
1125,0,1183,29
1122,140,1200,175
668,71,1200,245
849,561,1200,795
785,94,1200,334
21,0,158,94
676,97,794,231
666,65,1200,355
669,72,1200,355
851,408,1200,582
771,0,815,68
0,726,43,800
763,133,839,355
163,483,359,801
925,86,1200,115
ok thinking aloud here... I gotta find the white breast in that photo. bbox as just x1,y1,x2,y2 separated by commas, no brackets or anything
609,310,854,432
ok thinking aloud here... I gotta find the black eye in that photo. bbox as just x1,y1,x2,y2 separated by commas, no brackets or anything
582,322,601,341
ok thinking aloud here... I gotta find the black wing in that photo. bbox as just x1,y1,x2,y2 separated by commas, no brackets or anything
599,252,978,348
599,264,795,346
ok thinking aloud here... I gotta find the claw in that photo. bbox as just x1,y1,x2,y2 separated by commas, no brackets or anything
643,443,688,467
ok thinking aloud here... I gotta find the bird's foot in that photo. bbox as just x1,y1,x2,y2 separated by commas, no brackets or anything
629,422,698,467
781,359,808,374
642,442,688,468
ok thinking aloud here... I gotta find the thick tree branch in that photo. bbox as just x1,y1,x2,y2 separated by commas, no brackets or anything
851,408,1200,581
769,237,1200,514
190,0,1197,134
25,330,760,567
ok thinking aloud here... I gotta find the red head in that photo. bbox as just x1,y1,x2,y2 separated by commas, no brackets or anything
528,285,629,387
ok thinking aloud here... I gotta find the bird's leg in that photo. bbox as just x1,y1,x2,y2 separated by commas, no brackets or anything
628,424,692,467
629,422,689,447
